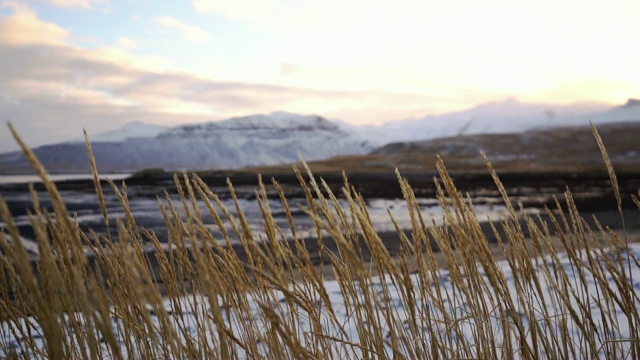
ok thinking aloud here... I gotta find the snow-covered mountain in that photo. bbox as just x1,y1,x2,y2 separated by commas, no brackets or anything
343,98,640,145
573,98,640,124
88,121,168,142
0,112,374,173
2,99,640,174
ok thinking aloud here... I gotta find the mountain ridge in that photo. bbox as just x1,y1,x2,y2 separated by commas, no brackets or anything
2,99,640,174
0,112,374,174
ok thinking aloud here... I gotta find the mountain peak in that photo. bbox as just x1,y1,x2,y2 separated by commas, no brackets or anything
163,112,340,137
80,121,168,143
624,98,640,107
502,97,520,104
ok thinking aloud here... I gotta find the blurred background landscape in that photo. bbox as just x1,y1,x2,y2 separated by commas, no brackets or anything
1,0,640,257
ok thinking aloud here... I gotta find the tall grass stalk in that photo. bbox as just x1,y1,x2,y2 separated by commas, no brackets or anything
1,126,639,359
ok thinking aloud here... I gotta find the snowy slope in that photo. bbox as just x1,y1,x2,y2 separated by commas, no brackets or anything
67,121,168,144
568,98,640,125
89,121,168,142
138,112,374,170
348,98,640,145
0,112,374,173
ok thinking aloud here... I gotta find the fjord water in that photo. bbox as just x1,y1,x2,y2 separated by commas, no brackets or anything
0,173,130,185
0,178,515,259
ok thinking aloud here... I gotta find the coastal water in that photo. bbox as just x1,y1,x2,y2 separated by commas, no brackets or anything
2,173,636,260
0,173,130,185
0,179,516,258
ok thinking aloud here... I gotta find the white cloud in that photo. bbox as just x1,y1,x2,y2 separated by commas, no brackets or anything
114,37,140,50
203,0,640,105
191,0,282,22
154,16,213,44
47,0,109,10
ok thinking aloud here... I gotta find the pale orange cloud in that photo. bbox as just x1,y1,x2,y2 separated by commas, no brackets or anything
0,1,68,45
48,0,108,10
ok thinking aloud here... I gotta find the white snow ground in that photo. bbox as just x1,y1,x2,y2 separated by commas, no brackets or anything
2,242,639,359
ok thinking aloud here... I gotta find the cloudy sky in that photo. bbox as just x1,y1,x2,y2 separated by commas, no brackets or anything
1,0,639,153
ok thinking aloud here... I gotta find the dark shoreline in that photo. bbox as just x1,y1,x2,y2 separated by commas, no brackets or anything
3,169,640,202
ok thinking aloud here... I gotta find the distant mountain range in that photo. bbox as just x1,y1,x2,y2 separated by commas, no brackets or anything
371,121,640,172
338,98,640,145
0,112,373,174
1,99,639,174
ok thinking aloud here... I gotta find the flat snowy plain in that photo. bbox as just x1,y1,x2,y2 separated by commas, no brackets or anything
2,241,639,359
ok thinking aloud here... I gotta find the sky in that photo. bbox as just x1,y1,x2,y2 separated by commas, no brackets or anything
1,0,639,154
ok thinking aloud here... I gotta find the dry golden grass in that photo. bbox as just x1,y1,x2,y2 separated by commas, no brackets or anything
0,124,639,359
